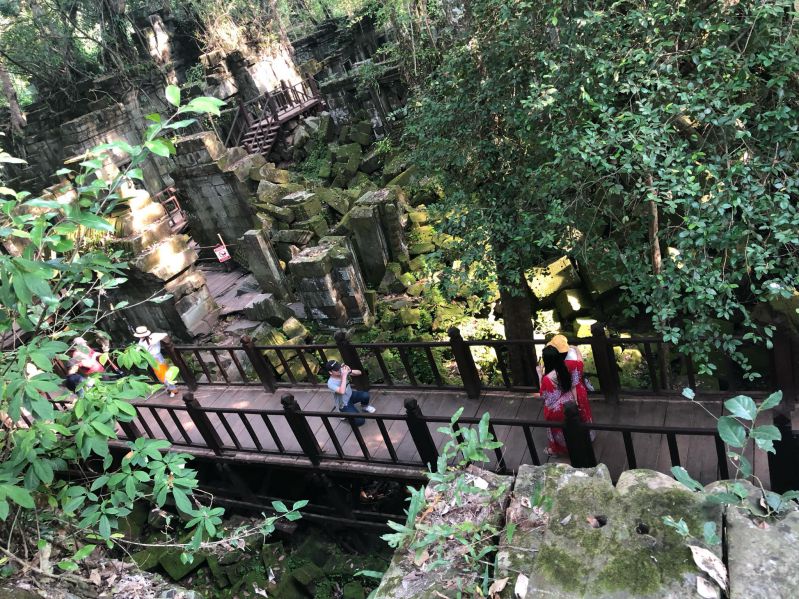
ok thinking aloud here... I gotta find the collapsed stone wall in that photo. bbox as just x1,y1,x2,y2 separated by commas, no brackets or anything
374,463,799,598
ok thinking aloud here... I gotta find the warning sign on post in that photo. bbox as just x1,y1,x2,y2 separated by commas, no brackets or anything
214,244,231,262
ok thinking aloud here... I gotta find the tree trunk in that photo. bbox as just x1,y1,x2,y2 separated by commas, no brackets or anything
647,176,671,389
498,269,538,387
0,60,26,135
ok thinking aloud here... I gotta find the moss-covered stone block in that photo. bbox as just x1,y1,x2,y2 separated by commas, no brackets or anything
335,143,363,176
554,288,592,321
573,317,597,338
408,242,435,256
159,549,206,581
407,281,425,297
527,256,581,303
407,209,429,225
315,187,351,215
291,562,326,593
386,165,419,188
259,164,292,184
398,307,422,326
343,581,366,599
131,546,167,571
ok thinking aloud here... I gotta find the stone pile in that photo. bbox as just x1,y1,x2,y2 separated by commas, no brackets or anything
373,463,799,599
108,186,219,339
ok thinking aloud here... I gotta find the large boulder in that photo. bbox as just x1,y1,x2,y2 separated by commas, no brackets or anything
527,256,581,303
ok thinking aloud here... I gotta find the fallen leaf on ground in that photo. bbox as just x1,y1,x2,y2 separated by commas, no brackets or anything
488,577,509,596
414,548,430,567
688,545,727,592
89,569,102,586
514,573,529,598
696,576,718,598
560,514,572,525
520,497,531,508
473,477,489,490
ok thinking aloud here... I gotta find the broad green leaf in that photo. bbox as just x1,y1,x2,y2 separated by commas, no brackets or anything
98,515,111,539
272,500,288,513
759,391,783,411
165,85,181,107
702,522,720,546
72,544,96,561
3,484,34,508
724,395,757,421
717,416,747,448
72,212,113,232
144,139,175,158
172,487,193,514
179,96,225,116
671,466,703,492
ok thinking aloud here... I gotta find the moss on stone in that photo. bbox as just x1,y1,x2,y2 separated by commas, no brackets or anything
535,545,589,593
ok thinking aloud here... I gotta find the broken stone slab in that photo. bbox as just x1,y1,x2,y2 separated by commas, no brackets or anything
256,180,304,205
257,201,295,223
335,143,362,177
577,255,622,298
315,187,351,216
526,256,581,303
373,466,513,598
727,502,799,598
295,214,329,239
244,294,296,326
216,146,249,172
225,153,266,182
317,112,335,142
133,236,198,282
385,164,419,187
114,201,168,237
377,268,408,294
281,316,308,339
280,191,323,221
258,163,292,184
242,229,292,300
496,464,722,599
554,288,592,321
174,131,226,162
359,147,384,174
349,203,390,287
273,229,314,245
115,219,173,255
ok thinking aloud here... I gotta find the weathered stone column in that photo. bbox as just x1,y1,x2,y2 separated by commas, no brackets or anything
349,203,389,287
289,237,371,327
242,229,292,300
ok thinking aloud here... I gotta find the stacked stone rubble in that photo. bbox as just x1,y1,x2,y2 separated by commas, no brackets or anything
288,236,371,327
171,132,259,247
107,187,219,340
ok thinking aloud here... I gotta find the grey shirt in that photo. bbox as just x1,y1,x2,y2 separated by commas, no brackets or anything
327,376,351,410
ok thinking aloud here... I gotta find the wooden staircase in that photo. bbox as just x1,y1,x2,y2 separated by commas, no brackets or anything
225,77,323,157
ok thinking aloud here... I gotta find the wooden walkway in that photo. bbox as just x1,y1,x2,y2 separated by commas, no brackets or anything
130,386,774,487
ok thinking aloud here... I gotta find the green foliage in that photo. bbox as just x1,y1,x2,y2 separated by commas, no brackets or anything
667,389,798,540
0,88,306,576
404,0,799,376
377,410,515,593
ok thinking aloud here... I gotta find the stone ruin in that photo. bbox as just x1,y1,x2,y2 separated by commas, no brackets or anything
373,463,799,598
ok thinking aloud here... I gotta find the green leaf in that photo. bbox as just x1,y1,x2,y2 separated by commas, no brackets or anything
98,515,111,539
355,570,386,579
292,499,309,510
759,391,783,411
671,466,703,492
165,119,197,130
172,487,193,514
272,500,288,513
179,96,225,116
57,560,78,571
751,424,781,453
165,85,181,107
144,139,175,158
724,395,757,421
73,212,113,232
72,544,96,561
0,499,8,520
717,416,747,448
702,522,721,546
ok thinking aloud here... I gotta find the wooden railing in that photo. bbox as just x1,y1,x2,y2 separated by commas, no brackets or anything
160,323,793,407
117,392,799,492
152,186,187,232
223,77,321,149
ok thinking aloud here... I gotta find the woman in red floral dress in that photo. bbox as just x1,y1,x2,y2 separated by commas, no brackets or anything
539,335,593,456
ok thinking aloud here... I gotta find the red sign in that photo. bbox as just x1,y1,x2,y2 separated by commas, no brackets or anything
214,244,231,262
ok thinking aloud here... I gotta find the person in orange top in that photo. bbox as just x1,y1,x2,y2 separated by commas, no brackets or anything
133,326,177,397
539,334,594,456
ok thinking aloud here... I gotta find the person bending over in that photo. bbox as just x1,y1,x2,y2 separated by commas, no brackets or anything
322,360,375,426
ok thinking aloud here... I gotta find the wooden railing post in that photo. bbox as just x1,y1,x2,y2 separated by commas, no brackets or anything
404,398,438,468
118,419,141,440
767,412,799,493
334,331,369,391
562,402,597,468
241,335,277,393
281,394,321,466
182,392,224,456
448,327,481,399
589,322,619,403
771,322,797,413
161,336,198,391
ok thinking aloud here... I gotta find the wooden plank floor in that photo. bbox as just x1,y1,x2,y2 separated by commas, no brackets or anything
131,385,772,487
